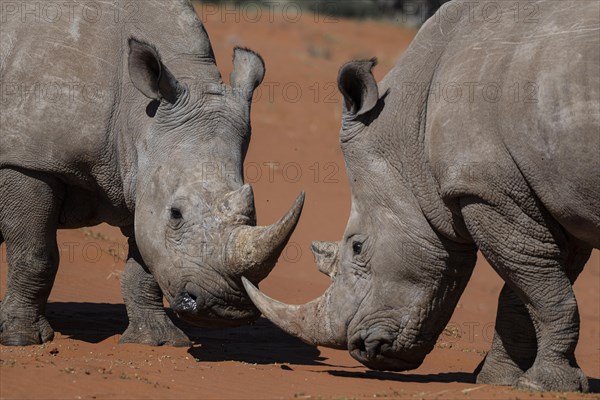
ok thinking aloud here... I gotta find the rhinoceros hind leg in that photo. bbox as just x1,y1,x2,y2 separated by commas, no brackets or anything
0,168,62,346
461,196,589,392
119,238,191,347
475,284,536,386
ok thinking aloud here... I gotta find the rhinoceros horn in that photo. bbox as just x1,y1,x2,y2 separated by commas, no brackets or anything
241,240,347,349
242,277,346,349
227,189,305,282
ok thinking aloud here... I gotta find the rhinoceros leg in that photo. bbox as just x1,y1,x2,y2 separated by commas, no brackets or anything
0,168,62,345
476,241,590,386
475,284,537,385
119,235,191,347
461,196,589,392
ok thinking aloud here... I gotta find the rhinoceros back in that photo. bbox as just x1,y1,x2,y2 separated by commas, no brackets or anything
0,1,220,191
0,5,123,184
417,0,600,247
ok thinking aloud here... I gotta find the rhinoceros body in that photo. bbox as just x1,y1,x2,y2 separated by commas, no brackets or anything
0,0,303,346
245,0,599,392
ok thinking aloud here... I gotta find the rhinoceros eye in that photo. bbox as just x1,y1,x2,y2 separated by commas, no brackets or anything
170,207,183,220
352,241,363,255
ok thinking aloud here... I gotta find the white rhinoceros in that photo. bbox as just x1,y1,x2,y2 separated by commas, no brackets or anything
244,0,599,392
0,0,303,347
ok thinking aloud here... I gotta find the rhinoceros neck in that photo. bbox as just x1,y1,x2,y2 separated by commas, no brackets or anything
375,17,472,245
113,0,223,212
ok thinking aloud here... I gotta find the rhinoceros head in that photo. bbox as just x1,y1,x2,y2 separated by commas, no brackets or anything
127,39,304,328
243,59,476,368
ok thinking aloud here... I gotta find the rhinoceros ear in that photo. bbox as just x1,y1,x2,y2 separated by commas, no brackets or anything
128,39,180,104
230,47,265,100
337,58,379,117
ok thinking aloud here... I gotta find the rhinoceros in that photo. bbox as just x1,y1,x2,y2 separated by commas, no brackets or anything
244,0,599,392
0,0,304,347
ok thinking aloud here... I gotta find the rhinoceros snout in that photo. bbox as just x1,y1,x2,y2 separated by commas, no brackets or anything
348,332,423,372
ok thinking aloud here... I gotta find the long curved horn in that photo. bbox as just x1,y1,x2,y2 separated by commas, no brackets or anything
229,193,304,281
242,277,347,349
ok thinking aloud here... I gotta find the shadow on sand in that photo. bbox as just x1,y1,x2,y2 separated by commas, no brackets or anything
185,318,325,366
46,302,600,392
47,302,323,366
327,370,600,393
328,370,475,384
47,302,128,343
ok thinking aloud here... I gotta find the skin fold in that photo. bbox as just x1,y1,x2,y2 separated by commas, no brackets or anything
243,0,599,392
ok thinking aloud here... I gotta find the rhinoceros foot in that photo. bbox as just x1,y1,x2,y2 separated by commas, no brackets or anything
119,313,191,347
474,352,524,386
515,362,589,393
0,306,54,346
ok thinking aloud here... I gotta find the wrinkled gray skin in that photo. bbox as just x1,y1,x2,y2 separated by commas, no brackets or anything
0,0,303,347
244,0,599,392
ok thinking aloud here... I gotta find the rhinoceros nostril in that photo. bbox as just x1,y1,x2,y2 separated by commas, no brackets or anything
350,331,393,360
349,333,369,359
173,291,198,314
365,338,385,359
358,340,367,354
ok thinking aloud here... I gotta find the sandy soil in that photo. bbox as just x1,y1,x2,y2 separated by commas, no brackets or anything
1,4,598,399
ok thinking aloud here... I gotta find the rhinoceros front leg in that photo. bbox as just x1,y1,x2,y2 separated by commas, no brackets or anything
461,196,589,392
476,243,590,386
475,284,537,385
0,168,62,345
119,235,191,347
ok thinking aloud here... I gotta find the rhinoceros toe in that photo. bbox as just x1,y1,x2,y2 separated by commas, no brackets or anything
474,352,524,386
515,362,589,393
0,314,54,346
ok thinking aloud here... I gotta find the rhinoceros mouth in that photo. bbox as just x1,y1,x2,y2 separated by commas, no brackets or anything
171,290,260,328
349,348,422,371
176,310,259,328
347,330,426,372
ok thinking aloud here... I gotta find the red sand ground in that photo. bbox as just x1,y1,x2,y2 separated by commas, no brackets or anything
1,5,598,399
